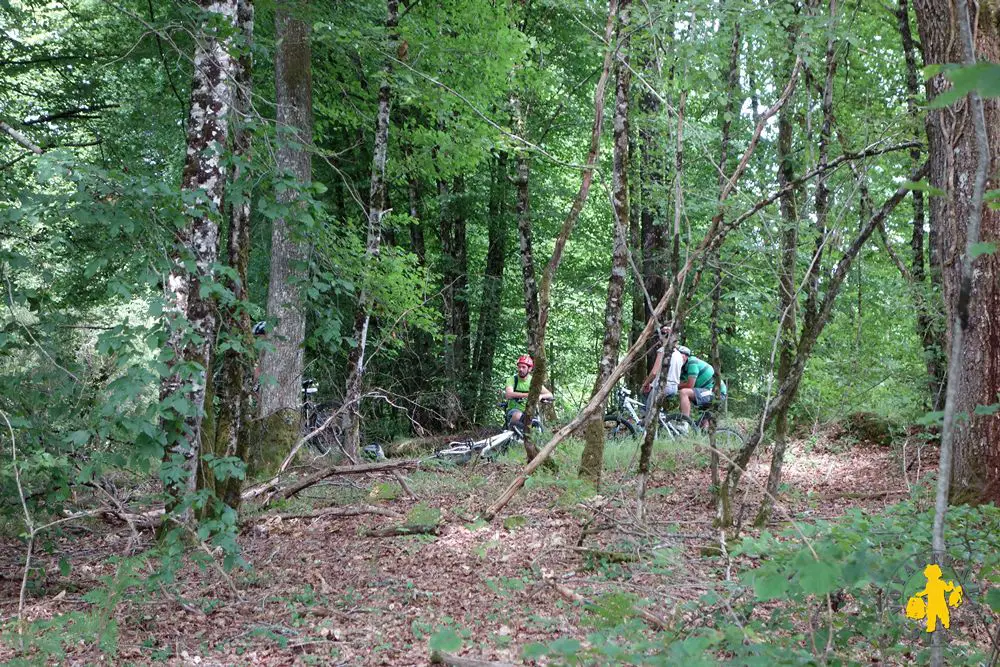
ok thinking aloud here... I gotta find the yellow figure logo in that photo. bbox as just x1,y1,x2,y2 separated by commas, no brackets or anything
905,564,963,632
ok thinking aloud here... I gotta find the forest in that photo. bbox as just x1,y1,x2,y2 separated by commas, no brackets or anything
2,0,1000,663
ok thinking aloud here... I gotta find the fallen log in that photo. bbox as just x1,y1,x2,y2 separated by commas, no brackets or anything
247,459,421,505
362,523,439,538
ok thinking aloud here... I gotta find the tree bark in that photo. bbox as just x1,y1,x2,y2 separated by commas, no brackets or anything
438,174,471,422
912,0,1000,505
639,59,668,382
580,0,631,488
341,0,398,460
258,0,313,470
756,55,800,526
159,0,239,521
214,0,255,511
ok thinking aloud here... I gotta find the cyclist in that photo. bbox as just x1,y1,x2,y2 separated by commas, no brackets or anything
675,345,725,419
641,325,685,411
503,354,553,430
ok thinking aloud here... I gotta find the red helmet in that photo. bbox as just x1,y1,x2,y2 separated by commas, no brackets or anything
516,354,534,370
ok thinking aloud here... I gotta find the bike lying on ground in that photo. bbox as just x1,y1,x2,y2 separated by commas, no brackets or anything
603,385,744,450
430,399,553,465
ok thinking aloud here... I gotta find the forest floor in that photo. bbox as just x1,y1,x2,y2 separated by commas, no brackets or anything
0,422,951,666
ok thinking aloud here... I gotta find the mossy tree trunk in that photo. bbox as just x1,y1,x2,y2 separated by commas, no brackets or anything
258,0,313,469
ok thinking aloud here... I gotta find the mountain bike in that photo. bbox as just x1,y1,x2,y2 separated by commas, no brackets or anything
602,386,667,440
430,398,553,465
658,408,744,451
603,385,744,450
301,379,339,456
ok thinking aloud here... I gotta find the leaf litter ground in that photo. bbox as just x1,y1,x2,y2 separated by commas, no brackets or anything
0,428,950,665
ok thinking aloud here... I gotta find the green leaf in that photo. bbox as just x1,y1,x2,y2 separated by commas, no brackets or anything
752,569,790,601
922,64,943,80
916,411,945,426
798,560,839,595
59,557,71,577
986,588,1000,613
904,180,946,197
970,241,998,259
974,403,1000,416
429,627,462,653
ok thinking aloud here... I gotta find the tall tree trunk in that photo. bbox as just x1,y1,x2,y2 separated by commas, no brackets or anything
897,0,946,410
257,0,313,470
438,174,471,423
756,74,800,526
710,21,741,514
160,0,239,521
627,126,646,392
912,0,1000,505
214,0,255,511
473,152,508,416
341,0,398,459
521,0,619,461
638,57,668,381
580,0,631,487
755,5,815,525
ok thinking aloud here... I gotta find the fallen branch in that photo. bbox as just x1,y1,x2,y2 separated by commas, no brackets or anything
430,650,513,667
262,459,420,505
362,523,439,538
543,576,670,630
261,504,402,522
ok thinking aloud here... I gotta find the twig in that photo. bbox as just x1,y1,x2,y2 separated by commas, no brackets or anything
0,120,43,154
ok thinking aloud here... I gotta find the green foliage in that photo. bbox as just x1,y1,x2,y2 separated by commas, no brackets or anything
404,502,441,528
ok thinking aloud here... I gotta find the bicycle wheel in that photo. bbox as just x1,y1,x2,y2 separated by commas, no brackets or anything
710,427,744,451
304,403,337,456
433,442,475,465
603,414,637,441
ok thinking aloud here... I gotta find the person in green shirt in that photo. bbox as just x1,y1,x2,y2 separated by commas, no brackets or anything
676,346,725,419
503,354,553,430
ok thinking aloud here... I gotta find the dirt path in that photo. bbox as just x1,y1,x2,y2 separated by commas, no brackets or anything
0,435,936,665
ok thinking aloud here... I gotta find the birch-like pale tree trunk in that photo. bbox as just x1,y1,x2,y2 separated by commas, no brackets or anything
257,0,313,468
341,0,398,460
214,0,255,511
579,0,631,487
160,0,239,520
